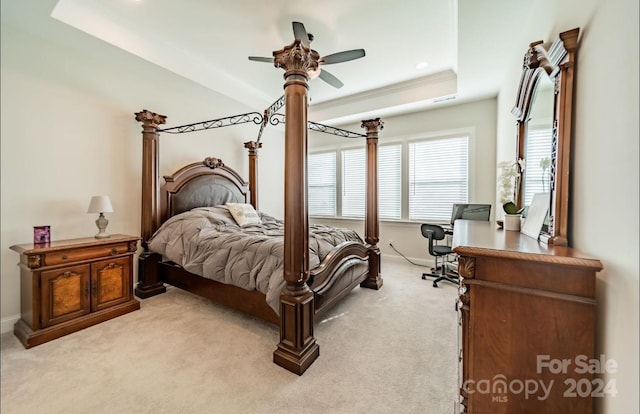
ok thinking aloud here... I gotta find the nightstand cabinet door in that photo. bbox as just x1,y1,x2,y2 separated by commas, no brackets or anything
92,257,131,312
41,264,91,328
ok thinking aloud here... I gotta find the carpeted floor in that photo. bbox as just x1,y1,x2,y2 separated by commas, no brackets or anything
0,259,459,414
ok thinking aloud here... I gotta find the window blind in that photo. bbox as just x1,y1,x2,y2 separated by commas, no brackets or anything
308,152,336,216
378,144,401,219
408,136,469,221
341,148,366,217
341,145,402,219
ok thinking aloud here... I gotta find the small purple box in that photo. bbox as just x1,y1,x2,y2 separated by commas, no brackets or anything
33,226,50,245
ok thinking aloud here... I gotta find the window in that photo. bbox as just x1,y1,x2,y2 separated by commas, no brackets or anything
408,136,468,221
341,148,366,217
309,133,469,222
378,145,401,219
340,145,402,219
308,152,336,216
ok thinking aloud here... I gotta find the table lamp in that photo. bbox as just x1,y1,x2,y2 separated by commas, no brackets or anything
87,196,113,239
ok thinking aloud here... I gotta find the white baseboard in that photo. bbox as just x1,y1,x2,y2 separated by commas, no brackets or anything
1,314,20,334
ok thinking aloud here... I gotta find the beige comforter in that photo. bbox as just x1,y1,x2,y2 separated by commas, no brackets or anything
147,206,363,313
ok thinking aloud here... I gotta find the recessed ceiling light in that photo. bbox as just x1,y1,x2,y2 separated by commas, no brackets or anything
416,61,429,70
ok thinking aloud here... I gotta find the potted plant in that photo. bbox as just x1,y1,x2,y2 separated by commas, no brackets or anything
502,201,524,231
497,159,525,231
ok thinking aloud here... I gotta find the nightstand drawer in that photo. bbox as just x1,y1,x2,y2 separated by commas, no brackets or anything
44,243,130,267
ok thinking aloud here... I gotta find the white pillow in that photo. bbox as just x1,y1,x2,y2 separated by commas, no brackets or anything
226,203,262,226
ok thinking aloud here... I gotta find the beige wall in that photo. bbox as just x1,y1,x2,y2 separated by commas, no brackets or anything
495,0,639,412
0,24,286,330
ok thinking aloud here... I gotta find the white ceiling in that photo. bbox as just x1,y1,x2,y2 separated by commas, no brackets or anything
3,0,539,124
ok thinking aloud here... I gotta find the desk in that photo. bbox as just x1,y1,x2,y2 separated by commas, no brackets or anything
452,220,602,414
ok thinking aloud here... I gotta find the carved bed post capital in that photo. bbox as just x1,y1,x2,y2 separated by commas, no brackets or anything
273,39,320,79
361,118,384,135
272,39,319,375
243,141,262,154
135,110,167,129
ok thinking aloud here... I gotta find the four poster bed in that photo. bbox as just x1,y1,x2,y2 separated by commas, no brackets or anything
135,152,374,324
134,38,383,375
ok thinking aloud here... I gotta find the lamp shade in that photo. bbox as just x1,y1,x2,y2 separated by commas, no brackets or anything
87,196,113,214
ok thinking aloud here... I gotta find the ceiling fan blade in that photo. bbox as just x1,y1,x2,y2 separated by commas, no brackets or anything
318,69,344,89
248,56,274,63
321,49,366,65
292,21,310,47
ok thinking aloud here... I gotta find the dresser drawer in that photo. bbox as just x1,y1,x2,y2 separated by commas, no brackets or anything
471,255,596,298
43,243,130,267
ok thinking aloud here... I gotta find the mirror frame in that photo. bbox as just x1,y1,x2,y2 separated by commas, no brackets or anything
512,28,579,246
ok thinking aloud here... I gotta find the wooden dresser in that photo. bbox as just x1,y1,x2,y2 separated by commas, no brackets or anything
10,234,141,348
452,220,602,414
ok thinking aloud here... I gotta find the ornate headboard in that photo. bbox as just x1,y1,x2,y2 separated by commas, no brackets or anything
160,157,250,224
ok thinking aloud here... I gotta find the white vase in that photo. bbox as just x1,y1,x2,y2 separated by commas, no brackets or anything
504,214,522,231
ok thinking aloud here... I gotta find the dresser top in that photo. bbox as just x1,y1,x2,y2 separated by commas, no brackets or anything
452,220,603,270
10,234,140,255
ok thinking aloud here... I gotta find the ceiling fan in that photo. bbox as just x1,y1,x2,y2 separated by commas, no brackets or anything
248,21,365,89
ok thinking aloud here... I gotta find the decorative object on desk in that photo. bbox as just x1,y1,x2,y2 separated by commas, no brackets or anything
502,201,523,231
33,225,50,244
521,192,550,240
87,195,113,239
503,214,522,231
497,158,526,205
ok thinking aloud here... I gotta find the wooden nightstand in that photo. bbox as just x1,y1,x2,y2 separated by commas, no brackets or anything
10,234,141,348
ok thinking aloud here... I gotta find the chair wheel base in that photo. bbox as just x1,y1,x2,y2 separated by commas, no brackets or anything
421,271,459,288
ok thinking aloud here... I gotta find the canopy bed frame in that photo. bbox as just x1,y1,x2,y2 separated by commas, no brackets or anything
134,39,383,375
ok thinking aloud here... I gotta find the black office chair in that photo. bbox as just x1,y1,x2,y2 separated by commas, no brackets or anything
420,223,458,287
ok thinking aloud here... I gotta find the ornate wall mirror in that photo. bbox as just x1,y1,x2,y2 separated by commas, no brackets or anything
512,28,579,246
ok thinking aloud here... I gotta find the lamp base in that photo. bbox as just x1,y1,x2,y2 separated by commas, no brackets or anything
94,213,111,239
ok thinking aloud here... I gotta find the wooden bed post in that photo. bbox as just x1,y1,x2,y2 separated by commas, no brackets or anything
361,118,384,289
271,39,320,375
134,110,167,298
243,141,262,210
